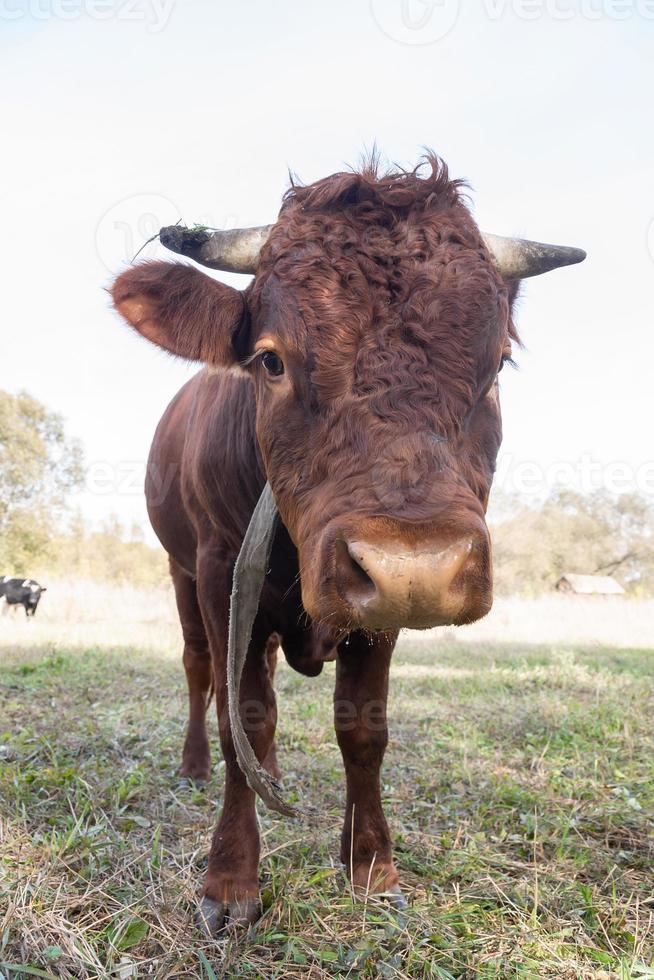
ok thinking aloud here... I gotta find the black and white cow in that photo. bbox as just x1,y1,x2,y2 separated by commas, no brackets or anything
0,577,47,617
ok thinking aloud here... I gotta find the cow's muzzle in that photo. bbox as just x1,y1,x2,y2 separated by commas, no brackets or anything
308,516,492,630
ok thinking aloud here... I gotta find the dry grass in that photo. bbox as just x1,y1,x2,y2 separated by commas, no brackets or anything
4,583,652,653
0,580,178,654
1,587,653,978
441,596,654,649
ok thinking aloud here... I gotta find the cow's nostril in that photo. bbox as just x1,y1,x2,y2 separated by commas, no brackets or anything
334,538,376,601
327,528,489,630
346,545,376,590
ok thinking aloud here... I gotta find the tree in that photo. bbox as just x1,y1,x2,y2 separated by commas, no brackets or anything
0,390,84,571
48,515,169,588
491,488,654,596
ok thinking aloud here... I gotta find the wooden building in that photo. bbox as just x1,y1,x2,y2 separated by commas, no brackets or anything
555,574,625,596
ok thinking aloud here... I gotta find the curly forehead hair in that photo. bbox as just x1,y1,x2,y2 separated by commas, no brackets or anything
254,152,516,319
258,152,489,277
284,151,465,214
249,152,519,432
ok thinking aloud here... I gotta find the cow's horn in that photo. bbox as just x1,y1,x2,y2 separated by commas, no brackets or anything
159,224,272,275
159,224,586,280
481,233,586,280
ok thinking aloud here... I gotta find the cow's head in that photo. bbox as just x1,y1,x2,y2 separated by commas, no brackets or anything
27,587,44,615
112,155,584,631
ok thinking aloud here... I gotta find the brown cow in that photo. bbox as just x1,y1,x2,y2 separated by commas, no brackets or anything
111,154,584,934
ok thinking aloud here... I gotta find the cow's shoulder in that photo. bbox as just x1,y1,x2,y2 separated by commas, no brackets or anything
147,368,263,569
185,369,264,547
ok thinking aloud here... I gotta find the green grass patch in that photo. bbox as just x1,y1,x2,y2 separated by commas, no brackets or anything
1,637,653,978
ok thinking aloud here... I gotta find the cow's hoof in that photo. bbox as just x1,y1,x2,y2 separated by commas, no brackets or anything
196,895,261,937
385,884,408,910
353,884,408,910
350,862,406,910
177,775,208,792
196,897,221,937
225,896,262,931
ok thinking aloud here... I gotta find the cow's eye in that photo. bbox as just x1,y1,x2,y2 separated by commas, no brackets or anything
261,350,285,377
498,349,513,373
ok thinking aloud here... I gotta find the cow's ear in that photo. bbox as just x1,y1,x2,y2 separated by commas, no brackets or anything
111,261,247,365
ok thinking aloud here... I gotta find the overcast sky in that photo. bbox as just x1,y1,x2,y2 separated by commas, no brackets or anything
1,0,652,537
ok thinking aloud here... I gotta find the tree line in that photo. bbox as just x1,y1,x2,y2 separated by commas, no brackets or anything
0,390,167,588
491,488,654,596
0,389,652,595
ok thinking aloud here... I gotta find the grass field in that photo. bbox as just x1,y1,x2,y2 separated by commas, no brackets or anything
1,588,653,978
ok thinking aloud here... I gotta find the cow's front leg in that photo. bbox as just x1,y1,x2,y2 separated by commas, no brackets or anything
196,554,277,934
335,630,405,905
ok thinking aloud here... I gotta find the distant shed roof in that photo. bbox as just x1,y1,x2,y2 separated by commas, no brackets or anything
556,574,625,596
